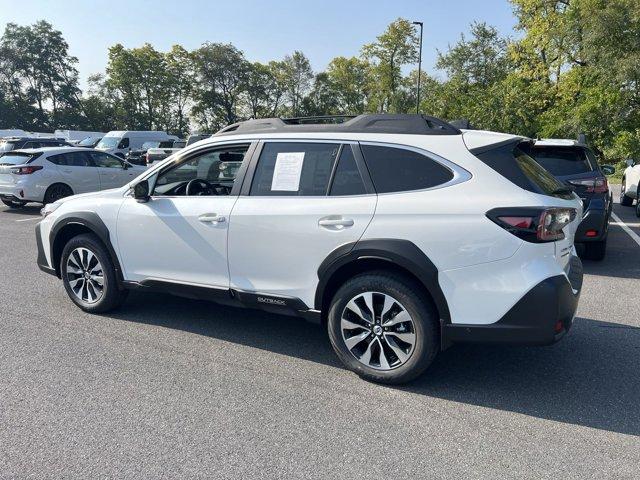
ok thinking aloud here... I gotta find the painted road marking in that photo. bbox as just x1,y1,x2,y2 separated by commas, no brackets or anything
611,212,640,248
15,217,40,222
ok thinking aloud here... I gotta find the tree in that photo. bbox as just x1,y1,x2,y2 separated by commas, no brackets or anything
192,43,249,129
362,18,418,112
280,51,313,117
326,56,371,114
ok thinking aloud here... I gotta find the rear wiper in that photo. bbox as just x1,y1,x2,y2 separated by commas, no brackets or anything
551,186,574,195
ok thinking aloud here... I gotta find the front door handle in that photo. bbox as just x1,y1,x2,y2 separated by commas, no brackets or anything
318,217,354,229
198,213,226,223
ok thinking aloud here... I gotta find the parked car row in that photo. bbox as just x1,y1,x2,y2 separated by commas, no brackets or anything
35,113,587,384
0,147,146,207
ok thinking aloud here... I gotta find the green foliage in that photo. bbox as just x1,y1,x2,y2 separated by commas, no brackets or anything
0,8,638,161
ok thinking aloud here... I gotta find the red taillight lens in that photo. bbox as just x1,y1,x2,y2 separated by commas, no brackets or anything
497,216,533,229
488,207,576,243
11,165,43,175
567,177,608,193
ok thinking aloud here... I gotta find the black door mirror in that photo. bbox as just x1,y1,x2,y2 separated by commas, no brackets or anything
133,179,150,202
122,161,130,170
601,165,615,176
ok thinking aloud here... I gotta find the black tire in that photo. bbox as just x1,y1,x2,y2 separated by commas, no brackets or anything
1,199,26,208
60,233,128,313
582,239,607,261
327,271,439,384
636,187,640,217
620,179,633,206
44,183,73,205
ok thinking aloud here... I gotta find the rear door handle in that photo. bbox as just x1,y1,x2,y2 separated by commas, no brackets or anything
318,217,354,229
198,213,226,223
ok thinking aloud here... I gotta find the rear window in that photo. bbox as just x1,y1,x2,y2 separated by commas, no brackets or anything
525,146,596,176
360,145,454,193
0,152,38,165
474,141,573,199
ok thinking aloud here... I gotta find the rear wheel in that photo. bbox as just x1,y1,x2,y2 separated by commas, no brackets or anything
44,183,73,204
620,179,633,206
327,271,439,384
636,187,640,217
582,238,607,261
1,199,26,208
61,233,128,313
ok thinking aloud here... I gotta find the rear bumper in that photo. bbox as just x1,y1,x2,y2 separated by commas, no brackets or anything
442,255,583,347
575,197,610,242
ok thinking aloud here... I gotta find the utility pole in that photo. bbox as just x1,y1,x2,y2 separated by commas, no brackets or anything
412,21,424,114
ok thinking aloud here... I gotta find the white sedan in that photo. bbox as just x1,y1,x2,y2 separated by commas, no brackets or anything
0,147,146,207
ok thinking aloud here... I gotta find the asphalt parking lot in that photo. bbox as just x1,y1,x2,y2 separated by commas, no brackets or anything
1,187,639,479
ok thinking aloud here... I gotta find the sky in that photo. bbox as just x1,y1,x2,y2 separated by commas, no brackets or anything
0,0,519,88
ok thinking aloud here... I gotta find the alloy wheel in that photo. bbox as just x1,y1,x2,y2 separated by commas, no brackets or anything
340,291,416,370
66,247,104,304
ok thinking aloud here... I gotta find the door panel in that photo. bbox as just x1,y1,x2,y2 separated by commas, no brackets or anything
54,151,100,193
117,196,236,286
228,195,376,307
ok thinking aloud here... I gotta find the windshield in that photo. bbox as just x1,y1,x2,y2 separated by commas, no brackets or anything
96,137,119,148
0,152,35,165
79,136,100,146
0,141,17,153
527,146,596,176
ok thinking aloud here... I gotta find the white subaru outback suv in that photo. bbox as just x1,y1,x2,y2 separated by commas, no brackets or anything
35,115,584,384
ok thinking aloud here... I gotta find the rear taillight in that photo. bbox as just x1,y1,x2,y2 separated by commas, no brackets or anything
487,207,577,243
11,165,43,175
567,177,608,193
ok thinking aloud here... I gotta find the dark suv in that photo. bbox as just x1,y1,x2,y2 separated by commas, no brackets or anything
523,139,612,260
0,137,71,153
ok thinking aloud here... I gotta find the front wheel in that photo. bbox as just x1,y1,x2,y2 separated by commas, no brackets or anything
620,180,633,206
61,233,128,313
327,271,439,384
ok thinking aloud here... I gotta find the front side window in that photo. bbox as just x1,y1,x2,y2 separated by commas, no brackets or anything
360,144,454,194
153,144,249,196
118,138,130,149
90,152,123,168
250,142,339,196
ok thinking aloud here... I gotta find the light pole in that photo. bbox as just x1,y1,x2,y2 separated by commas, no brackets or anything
412,21,423,114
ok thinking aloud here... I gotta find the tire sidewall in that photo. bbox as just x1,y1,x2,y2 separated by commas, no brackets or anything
45,184,72,205
327,273,438,384
60,234,118,312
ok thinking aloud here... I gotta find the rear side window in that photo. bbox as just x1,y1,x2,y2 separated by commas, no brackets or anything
360,145,454,193
330,146,366,196
525,146,596,176
474,142,572,199
250,142,339,196
48,152,91,167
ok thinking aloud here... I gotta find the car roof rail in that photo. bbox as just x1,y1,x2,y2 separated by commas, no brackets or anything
214,113,462,137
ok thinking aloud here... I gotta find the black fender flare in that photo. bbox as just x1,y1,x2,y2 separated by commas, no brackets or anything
49,212,124,283
315,239,451,323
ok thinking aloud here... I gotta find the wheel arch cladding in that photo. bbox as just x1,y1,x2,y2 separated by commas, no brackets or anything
50,212,123,284
315,239,451,323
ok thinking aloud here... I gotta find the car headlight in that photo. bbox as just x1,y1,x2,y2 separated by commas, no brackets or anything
41,202,61,218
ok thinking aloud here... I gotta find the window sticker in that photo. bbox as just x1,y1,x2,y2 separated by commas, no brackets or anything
271,152,305,191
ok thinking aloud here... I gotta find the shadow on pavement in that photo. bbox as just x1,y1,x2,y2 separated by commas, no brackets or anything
0,205,41,216
109,292,640,437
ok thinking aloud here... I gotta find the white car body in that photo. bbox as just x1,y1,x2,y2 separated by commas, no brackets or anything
96,131,179,158
622,161,640,201
54,130,106,143
0,147,145,204
35,115,585,382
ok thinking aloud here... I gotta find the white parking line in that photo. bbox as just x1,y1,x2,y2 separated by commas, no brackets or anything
15,217,40,223
611,212,640,248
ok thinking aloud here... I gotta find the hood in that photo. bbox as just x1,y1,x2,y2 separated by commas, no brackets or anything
52,188,123,206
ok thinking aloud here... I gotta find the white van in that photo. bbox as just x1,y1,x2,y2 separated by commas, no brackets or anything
96,131,179,158
54,130,106,143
